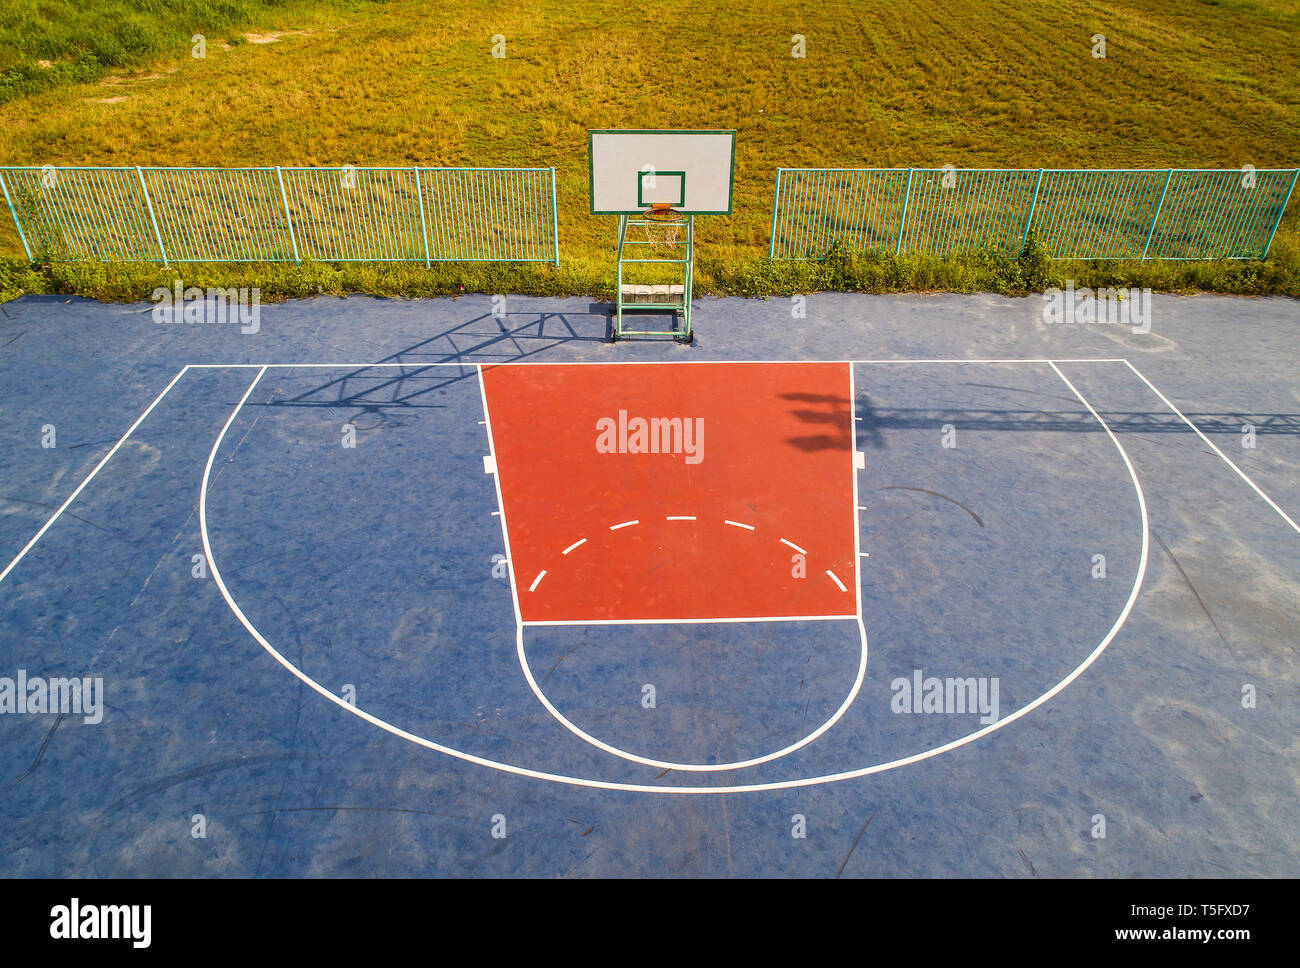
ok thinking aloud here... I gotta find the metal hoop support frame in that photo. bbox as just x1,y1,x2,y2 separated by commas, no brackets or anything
611,205,694,344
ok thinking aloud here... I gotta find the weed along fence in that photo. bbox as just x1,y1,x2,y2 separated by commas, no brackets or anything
768,168,1299,261
0,166,560,264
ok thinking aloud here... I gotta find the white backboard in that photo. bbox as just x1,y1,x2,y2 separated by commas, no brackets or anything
589,129,736,214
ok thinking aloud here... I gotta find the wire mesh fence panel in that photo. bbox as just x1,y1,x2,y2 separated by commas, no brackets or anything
280,167,425,262
769,168,1298,260
419,168,557,262
143,168,295,262
898,169,1039,255
1031,170,1168,260
0,166,560,264
769,169,910,258
1146,169,1298,259
1,167,160,260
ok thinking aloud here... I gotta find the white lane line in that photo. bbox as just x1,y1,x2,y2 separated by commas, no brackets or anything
666,515,696,521
561,538,587,555
825,570,847,592
0,365,191,587
609,519,638,530
724,520,755,531
528,570,547,592
476,366,524,627
779,538,807,554
859,552,870,558
849,362,864,619
1122,359,1299,536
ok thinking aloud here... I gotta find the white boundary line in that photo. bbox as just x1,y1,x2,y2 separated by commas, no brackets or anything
181,359,1128,369
0,365,191,587
198,359,1149,794
1122,360,1299,536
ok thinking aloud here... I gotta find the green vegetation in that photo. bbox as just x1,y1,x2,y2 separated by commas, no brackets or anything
0,1,370,102
0,0,1297,301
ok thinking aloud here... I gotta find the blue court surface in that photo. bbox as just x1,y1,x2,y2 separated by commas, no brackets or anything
0,292,1297,877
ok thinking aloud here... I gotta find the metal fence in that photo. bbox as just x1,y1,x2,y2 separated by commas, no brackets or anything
769,168,1299,260
0,166,560,264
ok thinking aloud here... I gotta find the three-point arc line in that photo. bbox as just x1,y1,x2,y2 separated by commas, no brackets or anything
525,516,851,594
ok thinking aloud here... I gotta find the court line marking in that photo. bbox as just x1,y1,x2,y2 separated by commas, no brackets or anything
609,520,638,530
181,359,1129,369
1122,360,1299,536
199,359,1148,793
520,614,858,626
528,570,547,592
779,538,806,554
2,360,1145,792
561,538,587,555
476,366,524,632
504,360,869,775
510,420,869,771
666,515,696,521
0,365,191,587
849,362,864,621
512,620,867,773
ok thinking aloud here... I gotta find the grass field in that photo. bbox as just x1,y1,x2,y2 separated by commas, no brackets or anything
1,0,1298,300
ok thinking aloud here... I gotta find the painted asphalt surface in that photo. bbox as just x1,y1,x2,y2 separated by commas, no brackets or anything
0,291,1296,876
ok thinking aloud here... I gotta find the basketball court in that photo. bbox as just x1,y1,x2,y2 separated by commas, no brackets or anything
1,286,1297,876
1,129,1297,877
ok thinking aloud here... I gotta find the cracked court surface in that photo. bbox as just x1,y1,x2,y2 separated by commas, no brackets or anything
0,292,1297,876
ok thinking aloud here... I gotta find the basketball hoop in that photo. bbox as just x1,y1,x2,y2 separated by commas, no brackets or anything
642,204,684,246
588,128,736,343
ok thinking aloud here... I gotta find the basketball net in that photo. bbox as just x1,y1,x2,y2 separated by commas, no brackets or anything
643,203,684,247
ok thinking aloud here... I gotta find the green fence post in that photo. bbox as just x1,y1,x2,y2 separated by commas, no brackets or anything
895,169,914,256
136,167,168,264
768,169,782,259
1020,169,1044,252
276,167,300,263
1261,168,1299,258
549,168,560,266
0,170,33,261
1142,169,1173,260
414,167,431,268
